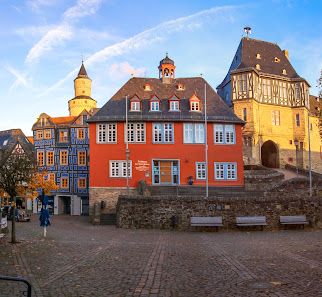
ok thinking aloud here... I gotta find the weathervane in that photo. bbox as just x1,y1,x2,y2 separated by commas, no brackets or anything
81,54,84,63
244,27,251,37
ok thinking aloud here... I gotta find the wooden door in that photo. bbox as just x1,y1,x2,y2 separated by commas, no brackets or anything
160,161,172,183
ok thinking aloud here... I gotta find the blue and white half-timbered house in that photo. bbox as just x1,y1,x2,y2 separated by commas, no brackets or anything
32,63,98,215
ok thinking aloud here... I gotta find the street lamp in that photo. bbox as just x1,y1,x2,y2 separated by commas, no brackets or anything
294,138,299,178
125,149,130,196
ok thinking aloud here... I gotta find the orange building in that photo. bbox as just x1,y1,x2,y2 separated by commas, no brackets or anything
88,55,244,214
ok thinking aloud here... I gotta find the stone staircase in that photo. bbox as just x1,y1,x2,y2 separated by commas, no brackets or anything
148,185,263,197
100,213,117,225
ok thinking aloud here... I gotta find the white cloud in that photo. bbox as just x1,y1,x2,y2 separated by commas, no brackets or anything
63,0,103,21
109,62,146,79
5,65,32,92
26,0,54,13
39,5,238,97
25,0,104,64
25,24,73,64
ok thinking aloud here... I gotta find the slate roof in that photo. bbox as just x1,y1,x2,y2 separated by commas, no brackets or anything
88,77,243,124
77,62,89,78
159,54,174,66
0,129,35,162
218,37,307,89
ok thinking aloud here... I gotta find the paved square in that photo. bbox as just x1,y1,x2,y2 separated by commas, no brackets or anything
0,215,321,296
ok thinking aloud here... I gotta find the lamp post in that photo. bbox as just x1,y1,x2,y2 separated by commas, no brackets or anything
125,149,130,196
294,138,299,178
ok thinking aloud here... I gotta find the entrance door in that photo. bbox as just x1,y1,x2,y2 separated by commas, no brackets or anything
64,197,71,214
153,160,179,184
261,140,279,168
160,161,172,183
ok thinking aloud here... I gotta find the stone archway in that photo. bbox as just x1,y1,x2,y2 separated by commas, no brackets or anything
261,140,279,168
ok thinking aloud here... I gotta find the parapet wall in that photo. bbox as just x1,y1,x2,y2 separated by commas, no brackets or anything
116,193,322,231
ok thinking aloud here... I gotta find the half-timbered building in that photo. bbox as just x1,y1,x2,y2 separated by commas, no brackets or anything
32,63,98,215
217,37,321,173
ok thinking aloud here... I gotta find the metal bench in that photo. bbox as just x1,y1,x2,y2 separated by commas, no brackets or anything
236,216,267,231
280,215,309,229
190,217,223,231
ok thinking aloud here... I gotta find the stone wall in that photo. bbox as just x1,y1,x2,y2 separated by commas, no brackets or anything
89,187,137,222
117,178,322,230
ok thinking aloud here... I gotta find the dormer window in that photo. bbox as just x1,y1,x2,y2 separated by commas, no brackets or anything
169,95,180,111
130,95,141,111
149,94,161,112
170,101,179,111
256,54,261,59
282,69,287,75
177,83,184,90
40,117,48,127
131,101,140,111
191,102,200,111
189,94,201,112
256,64,261,70
274,57,280,62
145,84,151,91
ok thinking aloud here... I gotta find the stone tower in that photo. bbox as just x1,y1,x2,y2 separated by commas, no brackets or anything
68,62,97,116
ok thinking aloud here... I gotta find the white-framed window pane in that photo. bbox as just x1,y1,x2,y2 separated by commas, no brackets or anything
196,162,206,179
215,125,223,143
153,124,162,142
98,123,117,143
225,125,234,144
195,124,204,143
164,123,173,142
110,161,132,178
227,164,236,179
126,123,145,142
184,124,193,143
215,164,224,179
131,101,140,111
170,101,179,111
151,101,159,111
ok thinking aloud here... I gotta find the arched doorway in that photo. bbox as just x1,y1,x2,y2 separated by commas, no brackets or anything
261,140,279,168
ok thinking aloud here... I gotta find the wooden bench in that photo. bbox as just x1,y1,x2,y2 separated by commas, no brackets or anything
280,215,309,229
190,217,223,231
236,216,267,231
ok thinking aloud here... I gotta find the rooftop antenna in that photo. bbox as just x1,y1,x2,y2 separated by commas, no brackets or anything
244,27,251,37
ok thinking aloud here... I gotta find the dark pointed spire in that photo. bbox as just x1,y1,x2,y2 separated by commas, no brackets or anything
77,62,88,78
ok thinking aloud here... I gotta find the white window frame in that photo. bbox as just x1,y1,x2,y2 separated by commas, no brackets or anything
190,101,200,111
183,123,205,144
214,124,235,145
109,161,132,178
238,74,247,92
150,101,160,111
196,162,206,180
153,123,174,143
170,101,179,111
271,111,280,126
131,101,140,111
97,123,117,143
125,123,146,143
214,163,237,180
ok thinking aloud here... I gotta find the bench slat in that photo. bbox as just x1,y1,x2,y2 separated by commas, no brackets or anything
237,223,268,226
191,217,223,224
236,216,267,225
191,223,223,227
280,216,308,223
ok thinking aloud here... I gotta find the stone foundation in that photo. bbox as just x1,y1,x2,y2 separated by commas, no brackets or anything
89,187,137,222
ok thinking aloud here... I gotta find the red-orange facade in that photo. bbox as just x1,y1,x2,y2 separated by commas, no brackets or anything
89,121,244,187
88,55,245,206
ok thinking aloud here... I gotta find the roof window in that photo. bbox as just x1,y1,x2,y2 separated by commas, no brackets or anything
256,54,261,59
256,64,261,70
144,84,151,91
177,83,184,90
282,69,287,75
275,57,280,62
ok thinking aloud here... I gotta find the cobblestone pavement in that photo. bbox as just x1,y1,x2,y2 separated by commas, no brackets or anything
0,215,321,297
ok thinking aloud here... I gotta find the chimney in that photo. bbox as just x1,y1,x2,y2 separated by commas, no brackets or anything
283,49,289,60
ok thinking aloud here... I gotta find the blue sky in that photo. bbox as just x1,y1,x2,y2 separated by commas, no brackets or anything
1,0,321,135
